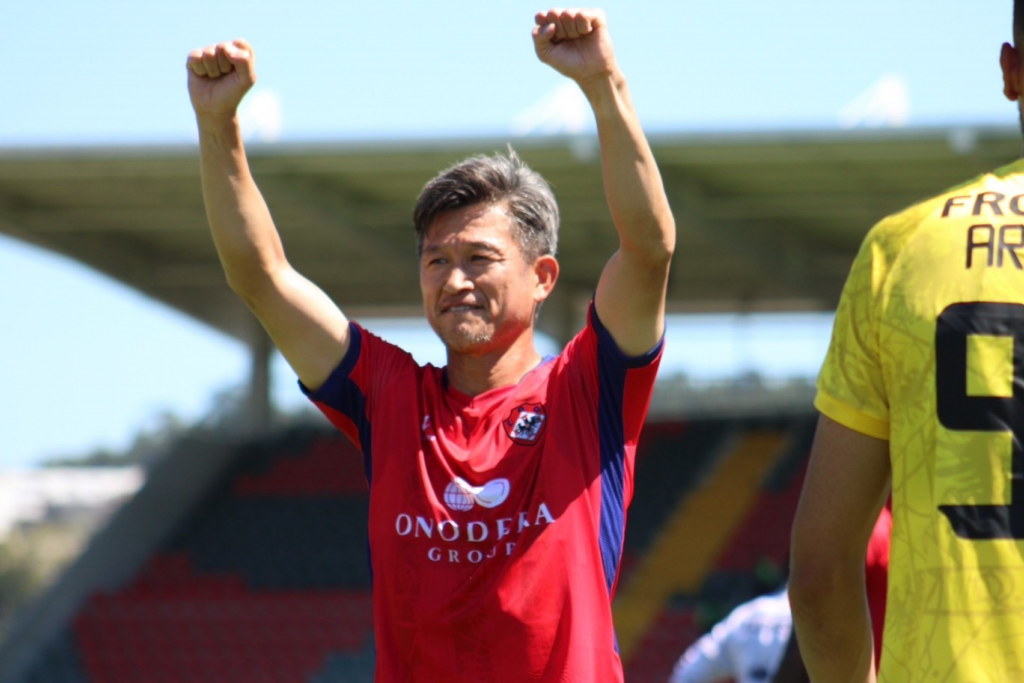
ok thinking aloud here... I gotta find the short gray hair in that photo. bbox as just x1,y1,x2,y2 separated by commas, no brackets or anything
413,148,559,262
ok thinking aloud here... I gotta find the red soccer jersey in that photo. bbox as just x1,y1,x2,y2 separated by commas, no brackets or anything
303,305,662,682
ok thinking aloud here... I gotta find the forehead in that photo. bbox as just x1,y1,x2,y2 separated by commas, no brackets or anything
422,204,518,251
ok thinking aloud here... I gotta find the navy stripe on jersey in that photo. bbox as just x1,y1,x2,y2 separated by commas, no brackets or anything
591,308,664,596
299,323,374,486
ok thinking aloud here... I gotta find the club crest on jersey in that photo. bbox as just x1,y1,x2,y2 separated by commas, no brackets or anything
443,477,511,512
503,403,547,445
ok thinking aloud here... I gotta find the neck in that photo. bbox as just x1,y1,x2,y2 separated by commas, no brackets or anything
445,332,542,397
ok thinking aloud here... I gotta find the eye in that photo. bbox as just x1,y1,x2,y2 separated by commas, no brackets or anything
471,254,494,263
425,257,448,266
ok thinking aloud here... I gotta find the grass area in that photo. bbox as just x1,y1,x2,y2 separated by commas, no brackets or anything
0,513,105,640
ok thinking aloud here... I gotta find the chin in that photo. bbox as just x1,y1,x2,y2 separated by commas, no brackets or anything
438,327,495,356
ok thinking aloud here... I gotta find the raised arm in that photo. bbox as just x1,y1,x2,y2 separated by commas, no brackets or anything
186,39,350,390
533,9,675,356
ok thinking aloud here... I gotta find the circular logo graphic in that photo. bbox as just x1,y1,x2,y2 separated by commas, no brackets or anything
443,481,475,511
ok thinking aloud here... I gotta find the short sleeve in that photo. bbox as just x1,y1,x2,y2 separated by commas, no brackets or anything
815,228,892,441
300,322,418,452
565,302,664,445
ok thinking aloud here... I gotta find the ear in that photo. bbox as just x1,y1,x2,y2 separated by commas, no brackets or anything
532,255,559,303
1001,42,1021,102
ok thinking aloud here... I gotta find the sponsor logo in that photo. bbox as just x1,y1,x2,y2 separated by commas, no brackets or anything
395,502,556,564
503,403,547,445
443,477,510,511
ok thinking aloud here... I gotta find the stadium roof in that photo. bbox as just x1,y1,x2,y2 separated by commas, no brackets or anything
1,125,1020,347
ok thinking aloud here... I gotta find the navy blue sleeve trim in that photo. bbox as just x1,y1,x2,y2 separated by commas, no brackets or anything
589,302,665,368
298,322,363,399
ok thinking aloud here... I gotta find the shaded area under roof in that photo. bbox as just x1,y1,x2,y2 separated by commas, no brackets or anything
1,125,1019,347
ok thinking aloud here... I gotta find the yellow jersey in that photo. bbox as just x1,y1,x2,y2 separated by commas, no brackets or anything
816,158,1024,682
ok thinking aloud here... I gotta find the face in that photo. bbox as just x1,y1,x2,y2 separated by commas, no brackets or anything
419,204,556,357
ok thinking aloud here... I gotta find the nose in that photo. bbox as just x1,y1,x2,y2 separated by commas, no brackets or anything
442,265,474,293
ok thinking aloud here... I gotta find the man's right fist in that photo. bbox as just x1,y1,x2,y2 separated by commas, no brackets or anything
186,39,256,120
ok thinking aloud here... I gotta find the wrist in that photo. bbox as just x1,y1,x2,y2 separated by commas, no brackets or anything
195,113,242,144
577,68,628,115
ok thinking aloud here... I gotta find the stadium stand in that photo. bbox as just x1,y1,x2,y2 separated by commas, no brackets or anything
620,418,815,683
3,417,815,683
7,426,375,683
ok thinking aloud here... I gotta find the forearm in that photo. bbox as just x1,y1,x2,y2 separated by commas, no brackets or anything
789,563,876,683
579,70,675,261
196,115,287,298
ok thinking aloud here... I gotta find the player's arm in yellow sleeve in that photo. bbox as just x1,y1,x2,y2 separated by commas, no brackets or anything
790,216,895,682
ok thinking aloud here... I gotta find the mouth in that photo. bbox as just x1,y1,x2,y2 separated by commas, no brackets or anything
442,303,485,315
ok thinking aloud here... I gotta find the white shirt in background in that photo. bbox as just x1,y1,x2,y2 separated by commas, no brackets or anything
668,589,792,683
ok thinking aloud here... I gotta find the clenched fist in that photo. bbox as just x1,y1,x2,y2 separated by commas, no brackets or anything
532,8,617,84
186,39,256,121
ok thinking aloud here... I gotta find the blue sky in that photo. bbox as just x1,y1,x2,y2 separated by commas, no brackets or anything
0,0,1015,467
1,0,1013,144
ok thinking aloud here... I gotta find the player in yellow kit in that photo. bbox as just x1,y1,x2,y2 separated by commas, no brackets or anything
789,4,1024,682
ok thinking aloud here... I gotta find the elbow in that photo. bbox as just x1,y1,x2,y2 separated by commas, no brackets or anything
641,241,675,275
622,224,675,270
646,214,676,261
649,231,676,265
788,550,862,625
215,239,290,302
224,269,263,301
788,558,831,619
223,261,284,309
658,215,677,258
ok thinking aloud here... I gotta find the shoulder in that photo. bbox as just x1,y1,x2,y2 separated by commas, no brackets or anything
306,322,424,398
843,170,993,297
860,189,945,261
868,161,1024,247
354,323,422,369
558,302,664,370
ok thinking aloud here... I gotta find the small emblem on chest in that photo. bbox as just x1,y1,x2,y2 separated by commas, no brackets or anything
503,403,547,445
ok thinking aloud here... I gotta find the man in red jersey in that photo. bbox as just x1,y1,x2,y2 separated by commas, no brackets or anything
186,7,674,682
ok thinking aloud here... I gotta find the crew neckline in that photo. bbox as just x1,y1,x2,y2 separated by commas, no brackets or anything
442,354,557,405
